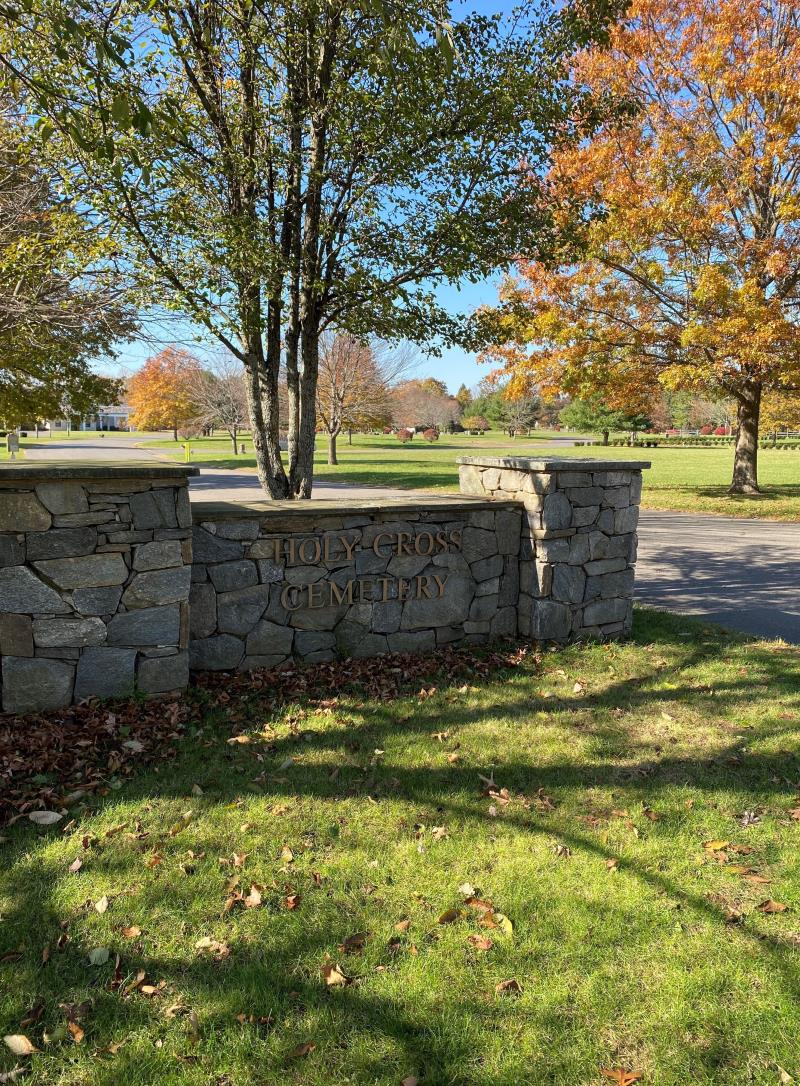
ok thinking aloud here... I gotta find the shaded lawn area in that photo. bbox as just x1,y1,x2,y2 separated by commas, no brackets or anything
2,610,800,1085
140,433,800,520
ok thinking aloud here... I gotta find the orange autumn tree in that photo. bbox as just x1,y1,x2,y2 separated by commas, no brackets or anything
481,0,800,494
128,347,202,440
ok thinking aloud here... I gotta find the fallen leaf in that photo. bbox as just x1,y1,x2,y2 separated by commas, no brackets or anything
121,925,142,939
468,935,493,951
288,1041,315,1059
67,1021,84,1044
757,900,788,914
394,919,411,933
94,896,109,915
68,858,82,874
437,908,461,924
339,932,370,953
191,784,203,796
3,1036,38,1056
280,846,294,863
601,1070,643,1085
232,852,249,868
284,893,301,910
494,978,522,995
28,811,62,826
703,840,730,852
401,1077,419,1086
88,948,109,966
244,885,262,909
322,964,350,987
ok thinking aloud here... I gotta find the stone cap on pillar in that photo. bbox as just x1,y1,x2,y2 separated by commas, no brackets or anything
0,461,200,481
456,456,651,471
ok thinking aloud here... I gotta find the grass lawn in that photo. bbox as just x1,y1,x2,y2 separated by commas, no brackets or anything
3,610,800,1084
139,432,800,520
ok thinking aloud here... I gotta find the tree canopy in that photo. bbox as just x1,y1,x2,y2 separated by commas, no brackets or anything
479,0,800,494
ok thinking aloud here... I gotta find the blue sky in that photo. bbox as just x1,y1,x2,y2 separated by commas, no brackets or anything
107,0,515,395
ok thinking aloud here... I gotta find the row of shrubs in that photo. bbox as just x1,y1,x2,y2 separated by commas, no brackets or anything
579,437,800,450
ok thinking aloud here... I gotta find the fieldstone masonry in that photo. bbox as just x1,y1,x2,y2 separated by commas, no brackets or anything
0,456,647,712
457,456,649,642
0,463,197,713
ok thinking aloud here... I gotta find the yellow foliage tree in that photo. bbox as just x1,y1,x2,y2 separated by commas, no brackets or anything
128,347,202,440
480,0,800,493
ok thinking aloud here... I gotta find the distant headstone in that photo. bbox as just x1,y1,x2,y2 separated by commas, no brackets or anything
7,433,19,458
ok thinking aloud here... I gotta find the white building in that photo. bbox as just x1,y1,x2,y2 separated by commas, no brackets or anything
47,402,133,432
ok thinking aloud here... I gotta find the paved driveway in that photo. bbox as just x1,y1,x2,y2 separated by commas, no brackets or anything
20,435,800,642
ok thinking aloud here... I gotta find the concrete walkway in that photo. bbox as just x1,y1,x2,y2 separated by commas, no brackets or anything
19,434,800,642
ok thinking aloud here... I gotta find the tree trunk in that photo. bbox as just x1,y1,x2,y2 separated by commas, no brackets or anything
347,429,352,445
290,320,319,497
231,427,237,455
602,429,609,445
730,382,762,494
328,429,338,465
173,423,178,442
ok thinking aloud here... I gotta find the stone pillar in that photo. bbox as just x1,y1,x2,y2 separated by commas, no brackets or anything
458,456,649,643
0,463,198,713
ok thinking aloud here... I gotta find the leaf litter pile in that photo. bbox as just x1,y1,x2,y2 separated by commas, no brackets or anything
0,644,529,825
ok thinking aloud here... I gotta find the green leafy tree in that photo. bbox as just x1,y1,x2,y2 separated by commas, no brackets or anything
559,398,650,445
2,0,624,497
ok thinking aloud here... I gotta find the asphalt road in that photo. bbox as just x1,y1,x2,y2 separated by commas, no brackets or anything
20,433,800,642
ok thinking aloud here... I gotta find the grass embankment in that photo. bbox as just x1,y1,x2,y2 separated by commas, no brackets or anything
139,432,800,520
2,610,800,1085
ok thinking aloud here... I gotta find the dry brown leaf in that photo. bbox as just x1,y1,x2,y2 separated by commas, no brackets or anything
601,1071,643,1085
94,895,109,915
703,840,730,852
339,931,370,953
322,964,350,987
468,935,493,951
757,900,788,914
3,1036,38,1056
437,908,461,925
394,919,411,933
494,978,522,996
280,846,294,863
68,858,82,874
289,1041,316,1059
284,893,301,910
401,1077,419,1086
121,925,142,939
244,885,263,909
67,1021,84,1044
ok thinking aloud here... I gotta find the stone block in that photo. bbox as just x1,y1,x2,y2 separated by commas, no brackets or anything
0,492,50,532
552,564,586,604
401,573,473,630
209,559,258,592
0,566,70,613
541,492,572,530
295,630,335,655
490,606,517,638
106,529,152,544
614,506,639,534
498,469,526,492
435,625,464,644
130,489,177,530
246,619,294,656
475,576,501,597
600,486,630,509
588,531,631,561
566,486,605,507
458,464,486,495
584,568,635,601
461,526,497,564
33,616,107,648
584,557,628,576
35,482,88,515
192,526,244,563
557,471,593,488
189,583,217,639
630,474,643,504
593,471,632,487
132,540,183,571
34,553,128,590
290,603,348,631
371,599,402,634
495,509,521,555
53,511,117,528
498,559,520,607
354,550,389,576
255,559,283,584
122,566,191,609
0,613,33,656
531,600,572,641
471,554,503,583
596,509,615,533
214,519,260,540
74,647,137,700
567,534,590,566
0,536,24,566
189,634,244,671
469,592,499,622
138,651,189,693
583,597,629,626
217,584,270,635
387,629,436,654
2,656,74,712
27,527,97,561
71,585,123,616
107,605,180,646
175,487,192,529
571,505,599,529
537,538,570,563
523,472,553,495
482,468,501,490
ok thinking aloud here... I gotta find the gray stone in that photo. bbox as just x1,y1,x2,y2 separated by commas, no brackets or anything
294,630,335,655
138,651,189,693
401,573,473,630
246,619,293,656
355,550,389,575
189,634,244,671
209,559,258,592
458,464,485,495
552,564,586,604
602,486,630,509
0,566,70,613
588,531,632,561
53,511,117,528
557,471,593,487
584,557,628,575
257,560,284,583
387,629,436,653
531,599,572,641
106,529,152,544
584,568,635,601
284,565,326,585
469,592,499,622
597,509,615,533
107,605,180,646
34,482,88,515
74,647,137,700
33,553,128,590
191,527,244,563
567,534,590,565
290,603,348,631
27,527,97,561
175,487,192,529
2,656,74,712
387,554,430,578
498,560,520,607
33,616,107,648
614,506,639,534
214,519,260,540
122,567,191,609
71,585,123,616
461,527,497,564
0,536,24,566
537,538,570,563
541,492,572,530
571,505,599,529
132,540,183,571
238,654,288,671
491,607,517,638
217,584,270,635
0,613,33,656
630,474,643,504
371,599,402,634
248,538,281,560
189,583,217,639
435,625,464,645
471,554,503,582
130,489,177,530
495,509,521,554
583,597,629,626
0,492,50,532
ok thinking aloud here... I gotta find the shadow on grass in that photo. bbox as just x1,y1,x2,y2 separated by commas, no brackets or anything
3,610,800,1082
